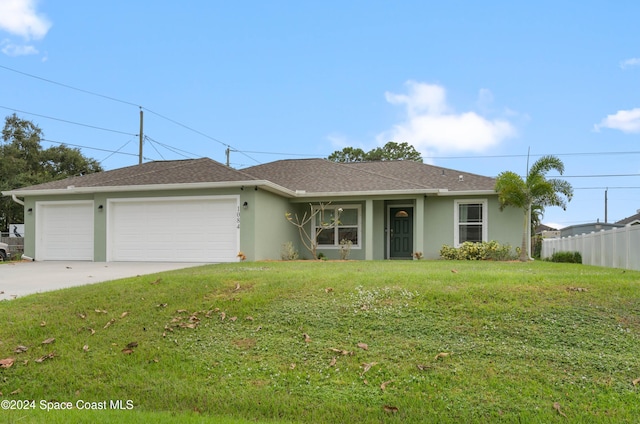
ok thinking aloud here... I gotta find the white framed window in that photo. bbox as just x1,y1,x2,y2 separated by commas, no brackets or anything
454,199,488,246
313,204,361,249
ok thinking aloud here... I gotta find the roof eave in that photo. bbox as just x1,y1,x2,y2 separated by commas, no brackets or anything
291,188,495,198
2,180,296,198
435,189,497,196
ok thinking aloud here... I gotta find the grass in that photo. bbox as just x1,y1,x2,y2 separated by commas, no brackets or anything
1,260,639,423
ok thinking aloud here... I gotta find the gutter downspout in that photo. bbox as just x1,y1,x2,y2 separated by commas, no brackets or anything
11,194,24,206
10,194,34,260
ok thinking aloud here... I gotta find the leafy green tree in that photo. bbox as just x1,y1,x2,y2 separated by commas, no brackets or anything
328,141,423,163
327,147,366,163
494,155,573,261
365,141,423,162
0,114,103,231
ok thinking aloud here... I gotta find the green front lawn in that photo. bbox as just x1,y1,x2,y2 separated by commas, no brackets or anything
1,260,639,423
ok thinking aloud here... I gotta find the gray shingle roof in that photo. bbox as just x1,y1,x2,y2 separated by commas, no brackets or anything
15,158,259,191
615,211,640,225
241,159,496,193
7,157,496,195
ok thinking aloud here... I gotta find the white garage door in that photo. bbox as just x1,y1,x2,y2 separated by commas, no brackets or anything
36,201,94,261
108,196,239,262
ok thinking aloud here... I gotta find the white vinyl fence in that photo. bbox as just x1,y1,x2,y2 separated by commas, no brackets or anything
541,225,640,271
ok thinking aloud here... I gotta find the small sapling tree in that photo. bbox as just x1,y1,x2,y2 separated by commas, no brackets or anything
285,203,342,260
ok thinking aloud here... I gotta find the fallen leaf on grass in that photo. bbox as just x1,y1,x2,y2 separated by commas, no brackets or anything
325,287,334,293
289,363,296,370
40,321,46,327
303,333,311,343
357,342,368,350
176,309,188,313
179,323,198,329
329,357,337,366
220,312,226,321
416,364,432,371
234,282,241,291
88,328,95,336
383,405,399,413
246,316,254,321
77,313,86,319
120,312,129,318
121,348,134,355
329,348,353,356
82,345,89,352
553,402,567,417
361,362,378,375
103,318,116,329
380,380,393,391
434,352,451,360
567,287,588,292
229,316,238,322
94,309,107,314
10,388,21,395
632,377,640,386
156,303,168,308
451,269,458,274
35,352,55,363
41,338,55,345
0,358,15,368
149,278,162,285
126,341,138,349
14,345,28,354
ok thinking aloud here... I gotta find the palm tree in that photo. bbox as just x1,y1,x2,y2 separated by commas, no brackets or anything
495,155,573,261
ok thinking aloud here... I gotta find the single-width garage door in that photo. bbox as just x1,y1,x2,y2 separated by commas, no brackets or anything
36,201,94,261
108,196,239,262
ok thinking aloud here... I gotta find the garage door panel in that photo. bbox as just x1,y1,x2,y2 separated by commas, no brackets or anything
37,202,94,261
109,197,239,262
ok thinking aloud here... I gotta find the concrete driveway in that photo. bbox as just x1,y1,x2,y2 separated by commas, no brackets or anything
0,261,208,301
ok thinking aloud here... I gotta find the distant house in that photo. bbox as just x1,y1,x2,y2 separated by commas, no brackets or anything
2,158,522,262
616,210,640,227
534,224,560,239
560,221,623,238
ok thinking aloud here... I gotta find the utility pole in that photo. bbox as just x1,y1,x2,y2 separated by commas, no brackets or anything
604,188,608,223
225,146,231,167
139,108,144,165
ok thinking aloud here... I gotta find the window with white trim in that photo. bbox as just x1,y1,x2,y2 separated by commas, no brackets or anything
313,205,361,248
454,199,487,246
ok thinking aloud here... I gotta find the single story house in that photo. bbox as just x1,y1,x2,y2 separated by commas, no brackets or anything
2,158,522,262
616,210,640,227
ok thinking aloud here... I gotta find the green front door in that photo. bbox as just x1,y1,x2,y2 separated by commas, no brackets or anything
389,207,413,259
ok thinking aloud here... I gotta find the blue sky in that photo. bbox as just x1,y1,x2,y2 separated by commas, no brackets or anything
1,1,639,228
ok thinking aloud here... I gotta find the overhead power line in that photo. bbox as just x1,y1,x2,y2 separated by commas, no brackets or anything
0,63,259,164
0,64,140,108
0,105,137,136
43,138,140,157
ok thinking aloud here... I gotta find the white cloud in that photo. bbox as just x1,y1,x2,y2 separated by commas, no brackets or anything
378,81,516,154
620,58,640,70
0,0,51,40
594,108,640,133
0,0,50,56
1,39,38,56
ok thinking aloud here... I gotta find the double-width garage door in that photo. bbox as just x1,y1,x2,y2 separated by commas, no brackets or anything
108,196,239,262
